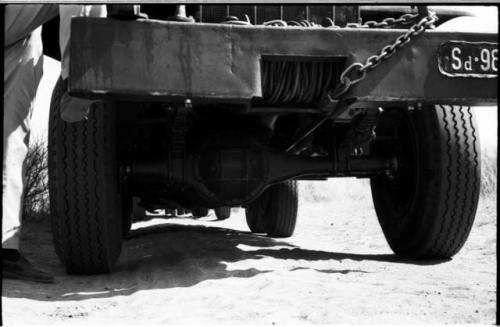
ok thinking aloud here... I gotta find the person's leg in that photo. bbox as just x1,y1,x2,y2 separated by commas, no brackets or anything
3,28,44,251
4,4,58,47
3,5,57,283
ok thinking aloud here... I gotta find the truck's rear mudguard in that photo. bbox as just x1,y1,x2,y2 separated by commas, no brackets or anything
69,17,497,106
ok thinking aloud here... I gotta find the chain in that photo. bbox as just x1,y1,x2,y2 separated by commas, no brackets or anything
328,7,439,100
345,13,420,29
286,7,438,153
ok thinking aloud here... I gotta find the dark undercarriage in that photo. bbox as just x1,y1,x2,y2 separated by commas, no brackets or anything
116,99,393,211
47,4,494,274
109,5,391,210
96,4,483,212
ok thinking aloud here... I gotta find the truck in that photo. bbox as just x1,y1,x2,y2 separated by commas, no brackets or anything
45,4,497,274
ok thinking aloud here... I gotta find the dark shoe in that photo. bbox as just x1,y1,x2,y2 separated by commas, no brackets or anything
2,249,54,284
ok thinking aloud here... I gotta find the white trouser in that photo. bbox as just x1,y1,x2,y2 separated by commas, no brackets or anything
3,5,58,249
2,4,105,249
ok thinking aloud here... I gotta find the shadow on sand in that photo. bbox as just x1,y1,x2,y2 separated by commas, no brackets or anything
3,217,449,302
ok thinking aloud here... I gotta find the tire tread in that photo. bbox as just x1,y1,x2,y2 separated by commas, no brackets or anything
49,78,121,274
371,105,480,259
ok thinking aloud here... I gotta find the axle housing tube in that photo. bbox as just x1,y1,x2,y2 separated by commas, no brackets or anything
128,144,394,206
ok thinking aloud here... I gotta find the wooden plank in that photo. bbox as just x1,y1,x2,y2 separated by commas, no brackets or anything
69,17,497,105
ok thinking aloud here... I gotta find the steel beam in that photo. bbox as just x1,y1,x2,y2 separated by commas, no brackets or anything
69,17,497,106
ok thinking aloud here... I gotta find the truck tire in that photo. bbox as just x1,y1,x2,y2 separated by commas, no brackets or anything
370,105,481,259
214,207,231,220
192,207,209,218
48,78,123,274
246,180,298,237
245,199,267,233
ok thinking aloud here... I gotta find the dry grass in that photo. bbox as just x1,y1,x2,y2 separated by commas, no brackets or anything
299,178,372,206
480,147,497,199
23,139,49,221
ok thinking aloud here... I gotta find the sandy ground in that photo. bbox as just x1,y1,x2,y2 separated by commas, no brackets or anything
2,185,496,325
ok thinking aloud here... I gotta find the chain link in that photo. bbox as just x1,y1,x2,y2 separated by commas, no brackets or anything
328,7,439,101
345,13,419,29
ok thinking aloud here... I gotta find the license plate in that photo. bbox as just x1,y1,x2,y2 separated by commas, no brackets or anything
438,41,498,78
